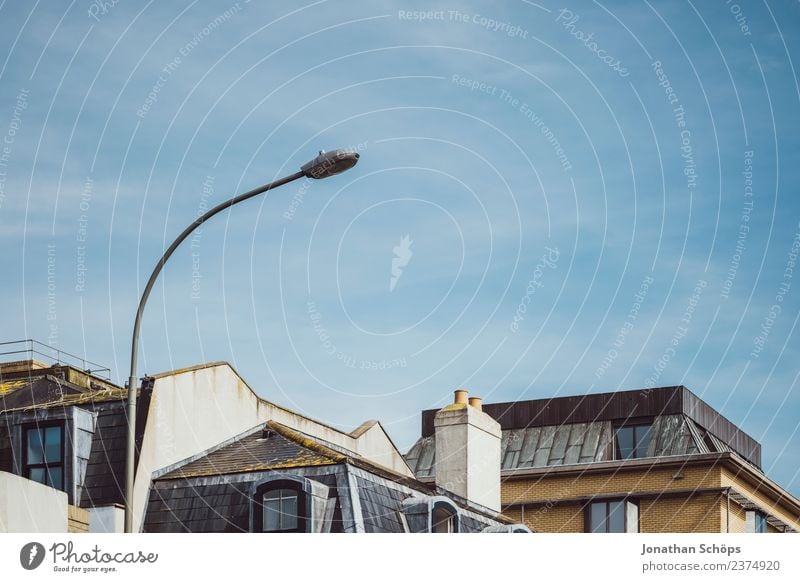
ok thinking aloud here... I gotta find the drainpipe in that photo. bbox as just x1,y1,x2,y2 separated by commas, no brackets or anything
726,487,731,533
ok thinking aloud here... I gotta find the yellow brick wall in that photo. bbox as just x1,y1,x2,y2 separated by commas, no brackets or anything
504,504,585,533
726,499,747,533
639,495,722,532
502,463,800,533
502,465,725,533
68,505,89,533
502,465,721,505
720,468,800,531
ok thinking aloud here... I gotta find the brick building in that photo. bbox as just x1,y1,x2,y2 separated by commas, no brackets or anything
406,386,800,533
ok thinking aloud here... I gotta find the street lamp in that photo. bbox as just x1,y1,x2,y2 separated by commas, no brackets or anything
124,148,359,533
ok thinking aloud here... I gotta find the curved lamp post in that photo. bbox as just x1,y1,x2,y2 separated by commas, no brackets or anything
124,148,360,532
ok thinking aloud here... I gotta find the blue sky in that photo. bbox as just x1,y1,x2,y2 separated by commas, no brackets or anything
1,1,799,495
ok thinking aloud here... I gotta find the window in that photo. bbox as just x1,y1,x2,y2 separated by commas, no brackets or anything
401,496,462,533
23,423,64,490
253,480,307,533
746,510,768,533
432,506,455,533
615,424,652,459
263,488,299,532
430,499,459,533
586,499,639,533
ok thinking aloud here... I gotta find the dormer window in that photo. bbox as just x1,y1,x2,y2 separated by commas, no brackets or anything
431,499,459,533
401,496,462,533
252,479,308,533
263,488,300,532
23,423,64,490
432,505,456,533
615,423,652,459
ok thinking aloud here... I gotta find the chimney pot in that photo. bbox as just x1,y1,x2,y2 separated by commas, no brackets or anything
453,389,469,405
468,397,483,411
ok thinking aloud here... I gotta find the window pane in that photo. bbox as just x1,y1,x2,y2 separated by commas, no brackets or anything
616,427,634,459
263,488,283,500
433,507,454,533
48,467,63,490
263,489,300,531
263,498,281,531
756,513,767,533
45,426,61,463
29,467,45,484
608,501,625,533
27,429,44,464
281,494,298,530
590,502,607,532
634,425,652,458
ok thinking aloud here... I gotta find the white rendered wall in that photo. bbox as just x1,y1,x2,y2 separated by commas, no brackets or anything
89,505,125,533
132,363,412,531
0,471,68,532
434,404,501,512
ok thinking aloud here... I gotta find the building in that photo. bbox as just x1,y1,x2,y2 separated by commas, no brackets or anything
1,342,523,533
406,386,800,533
0,342,411,533
143,419,523,533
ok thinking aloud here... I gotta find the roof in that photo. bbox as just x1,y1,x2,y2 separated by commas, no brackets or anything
160,420,419,488
0,363,128,413
158,422,343,480
154,419,510,526
419,386,761,467
407,414,711,478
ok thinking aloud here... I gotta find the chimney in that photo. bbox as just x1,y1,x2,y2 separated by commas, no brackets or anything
434,389,501,512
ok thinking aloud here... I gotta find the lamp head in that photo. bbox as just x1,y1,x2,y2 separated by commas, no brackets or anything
301,148,360,179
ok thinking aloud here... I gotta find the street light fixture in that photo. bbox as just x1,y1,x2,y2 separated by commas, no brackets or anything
124,148,359,533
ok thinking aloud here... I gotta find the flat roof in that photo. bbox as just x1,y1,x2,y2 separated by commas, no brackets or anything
420,386,760,467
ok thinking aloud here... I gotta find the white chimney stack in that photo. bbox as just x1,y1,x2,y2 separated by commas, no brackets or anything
434,389,501,512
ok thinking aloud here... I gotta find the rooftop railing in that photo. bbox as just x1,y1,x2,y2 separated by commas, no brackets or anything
0,339,111,379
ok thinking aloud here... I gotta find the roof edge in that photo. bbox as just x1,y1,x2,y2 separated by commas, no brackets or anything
150,361,397,449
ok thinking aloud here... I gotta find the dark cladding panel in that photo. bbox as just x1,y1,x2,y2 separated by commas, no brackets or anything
421,387,686,436
356,475,408,533
143,479,251,533
681,388,761,467
80,402,128,507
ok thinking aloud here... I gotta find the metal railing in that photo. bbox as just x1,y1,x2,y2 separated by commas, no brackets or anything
0,339,111,379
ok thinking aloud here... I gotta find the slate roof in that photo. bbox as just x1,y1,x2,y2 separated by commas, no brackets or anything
0,364,131,413
158,422,342,480
146,479,256,533
406,414,712,478
355,474,410,533
0,375,88,411
146,420,512,533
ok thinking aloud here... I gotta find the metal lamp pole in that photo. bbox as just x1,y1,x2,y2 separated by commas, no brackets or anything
124,149,360,533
